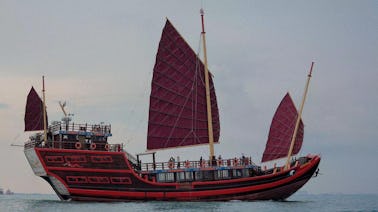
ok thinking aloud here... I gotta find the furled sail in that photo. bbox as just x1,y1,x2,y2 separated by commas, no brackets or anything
261,93,304,162
24,87,47,131
147,20,220,150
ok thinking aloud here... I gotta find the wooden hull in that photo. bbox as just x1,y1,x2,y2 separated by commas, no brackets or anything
24,147,320,201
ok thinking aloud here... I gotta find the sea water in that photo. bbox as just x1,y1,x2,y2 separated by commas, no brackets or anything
0,193,377,212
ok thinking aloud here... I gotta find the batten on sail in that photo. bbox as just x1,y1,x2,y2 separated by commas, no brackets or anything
147,20,220,150
24,87,48,131
261,93,304,162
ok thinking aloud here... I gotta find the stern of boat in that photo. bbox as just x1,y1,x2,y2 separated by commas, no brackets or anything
24,146,71,200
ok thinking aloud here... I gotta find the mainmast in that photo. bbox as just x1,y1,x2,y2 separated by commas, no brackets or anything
285,62,314,169
42,76,47,144
200,8,215,159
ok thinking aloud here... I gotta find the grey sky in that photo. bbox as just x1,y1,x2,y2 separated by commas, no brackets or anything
0,0,377,194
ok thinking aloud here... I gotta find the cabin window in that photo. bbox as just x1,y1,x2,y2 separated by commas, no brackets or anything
177,172,193,182
232,169,242,178
185,172,193,181
157,172,175,182
202,171,214,181
242,169,250,177
165,173,174,182
156,173,164,182
195,171,215,181
62,134,77,141
64,155,87,163
215,170,229,180
91,156,113,163
93,136,107,142
177,172,184,181
110,177,132,184
165,172,175,182
46,156,64,163
195,171,202,181
66,176,87,183
88,176,110,184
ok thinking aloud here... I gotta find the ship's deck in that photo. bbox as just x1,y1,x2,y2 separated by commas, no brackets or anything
24,121,302,184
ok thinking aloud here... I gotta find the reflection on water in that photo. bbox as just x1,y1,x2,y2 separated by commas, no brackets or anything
1,193,377,212
149,201,220,212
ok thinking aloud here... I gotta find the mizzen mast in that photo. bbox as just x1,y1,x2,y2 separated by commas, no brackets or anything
285,62,314,169
200,8,215,159
42,76,47,144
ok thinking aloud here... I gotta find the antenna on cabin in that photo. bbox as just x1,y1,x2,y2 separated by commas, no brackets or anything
59,101,73,125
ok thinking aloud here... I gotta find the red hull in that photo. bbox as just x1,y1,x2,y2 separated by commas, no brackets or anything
25,147,320,201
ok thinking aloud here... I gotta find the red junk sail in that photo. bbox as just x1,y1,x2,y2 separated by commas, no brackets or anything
261,93,304,162
147,20,220,150
24,87,47,131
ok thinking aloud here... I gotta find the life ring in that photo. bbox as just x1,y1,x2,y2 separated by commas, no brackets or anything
90,143,96,150
75,142,82,149
168,161,174,169
185,160,190,168
105,144,110,151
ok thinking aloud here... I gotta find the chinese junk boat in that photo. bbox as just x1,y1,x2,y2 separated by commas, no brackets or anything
24,11,320,201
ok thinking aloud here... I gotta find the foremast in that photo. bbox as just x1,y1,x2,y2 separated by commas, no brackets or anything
200,8,215,160
285,62,314,169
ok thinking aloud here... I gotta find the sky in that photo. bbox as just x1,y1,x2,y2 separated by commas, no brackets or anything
0,0,377,195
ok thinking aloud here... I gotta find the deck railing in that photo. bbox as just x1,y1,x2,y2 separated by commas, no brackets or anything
50,122,111,135
140,157,255,172
124,151,138,165
24,140,122,152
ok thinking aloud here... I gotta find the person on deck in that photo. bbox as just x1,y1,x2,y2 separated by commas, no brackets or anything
169,157,175,169
241,154,246,166
211,156,217,166
218,155,222,166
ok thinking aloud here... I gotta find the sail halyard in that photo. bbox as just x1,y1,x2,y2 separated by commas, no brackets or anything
200,8,215,159
146,18,220,151
285,62,314,169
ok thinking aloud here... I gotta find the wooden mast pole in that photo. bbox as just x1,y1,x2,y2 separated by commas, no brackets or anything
285,62,314,169
42,76,47,144
200,8,215,159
